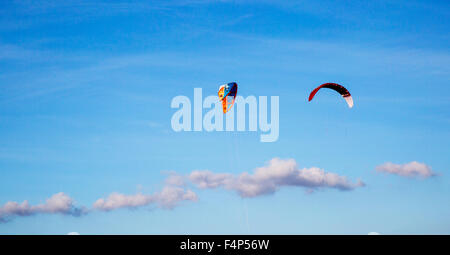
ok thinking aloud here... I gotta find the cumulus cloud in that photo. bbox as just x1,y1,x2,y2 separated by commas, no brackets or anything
0,175,198,223
155,186,198,209
0,159,366,222
93,192,153,211
189,158,365,197
0,192,87,223
93,186,197,211
376,161,436,178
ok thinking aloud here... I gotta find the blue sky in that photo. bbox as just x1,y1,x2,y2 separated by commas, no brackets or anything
0,0,449,234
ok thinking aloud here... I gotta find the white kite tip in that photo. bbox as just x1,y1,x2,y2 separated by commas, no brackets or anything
344,95,354,108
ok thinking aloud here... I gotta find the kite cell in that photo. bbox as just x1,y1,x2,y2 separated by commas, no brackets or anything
218,82,238,113
308,83,353,108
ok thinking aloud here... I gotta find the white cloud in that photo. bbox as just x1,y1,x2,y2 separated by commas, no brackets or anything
1,181,198,223
376,161,436,178
0,192,87,223
93,186,197,211
154,186,198,209
368,232,381,235
189,158,365,197
93,192,153,211
189,171,233,189
67,232,80,235
0,159,366,222
0,174,198,223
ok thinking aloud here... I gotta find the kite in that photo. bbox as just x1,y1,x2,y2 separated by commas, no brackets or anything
218,82,238,113
308,83,353,108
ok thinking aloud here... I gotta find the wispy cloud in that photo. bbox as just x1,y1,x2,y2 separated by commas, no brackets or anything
2,28,448,105
376,161,437,178
0,1,171,30
189,158,365,197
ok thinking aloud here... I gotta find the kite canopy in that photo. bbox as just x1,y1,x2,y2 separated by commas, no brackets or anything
308,83,353,108
218,82,238,113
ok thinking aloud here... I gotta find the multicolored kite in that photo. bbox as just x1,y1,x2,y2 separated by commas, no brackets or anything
218,82,238,113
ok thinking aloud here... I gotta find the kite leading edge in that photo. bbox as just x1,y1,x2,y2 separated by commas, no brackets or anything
308,82,353,108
